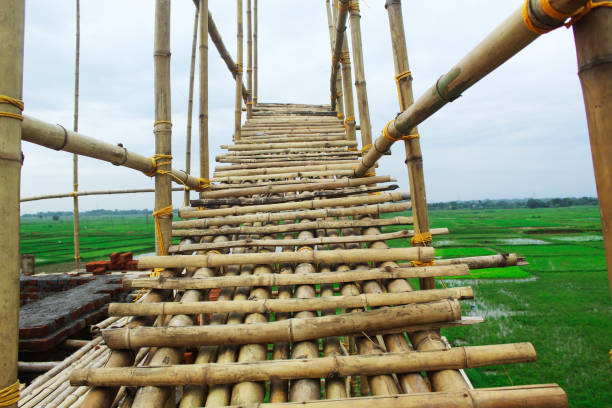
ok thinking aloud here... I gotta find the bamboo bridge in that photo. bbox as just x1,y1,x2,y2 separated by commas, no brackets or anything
2,0,611,407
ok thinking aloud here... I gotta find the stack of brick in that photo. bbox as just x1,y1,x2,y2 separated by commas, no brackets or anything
85,252,138,274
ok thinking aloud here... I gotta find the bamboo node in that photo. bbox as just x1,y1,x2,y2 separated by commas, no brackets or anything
0,380,20,406
0,95,24,121
153,120,173,127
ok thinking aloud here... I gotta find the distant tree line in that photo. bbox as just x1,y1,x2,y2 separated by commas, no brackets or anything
22,209,158,219
428,197,598,211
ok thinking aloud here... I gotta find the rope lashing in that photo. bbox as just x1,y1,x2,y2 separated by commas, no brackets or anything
0,381,20,407
361,144,372,156
411,231,432,246
143,154,172,177
411,260,435,267
235,62,243,74
0,95,24,121
338,1,350,11
349,0,360,12
144,154,210,191
522,0,612,34
348,147,357,151
152,205,173,256
364,171,376,177
340,52,351,64
345,116,356,125
337,113,345,120
154,120,173,127
381,120,420,142
395,70,412,111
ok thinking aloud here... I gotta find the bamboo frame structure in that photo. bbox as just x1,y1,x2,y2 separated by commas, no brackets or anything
72,0,81,270
234,0,244,140
246,0,253,118
0,0,24,403
199,0,209,183
572,5,612,297
185,4,199,205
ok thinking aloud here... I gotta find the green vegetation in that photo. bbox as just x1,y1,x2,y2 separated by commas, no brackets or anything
396,206,610,408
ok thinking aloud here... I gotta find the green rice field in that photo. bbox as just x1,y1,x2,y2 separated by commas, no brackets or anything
20,205,612,406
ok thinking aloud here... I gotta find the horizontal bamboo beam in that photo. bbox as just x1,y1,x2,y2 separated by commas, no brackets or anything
190,184,398,207
21,187,184,202
70,343,535,387
21,116,204,190
173,203,410,228
199,175,393,199
214,159,359,171
18,361,60,373
138,246,430,269
182,191,407,218
219,146,352,156
109,287,473,317
222,140,355,151
211,169,356,182
420,253,526,269
126,263,467,290
354,0,589,177
217,154,360,163
235,134,346,144
100,298,459,349
168,228,449,253
172,216,413,237
215,385,568,408
213,163,361,177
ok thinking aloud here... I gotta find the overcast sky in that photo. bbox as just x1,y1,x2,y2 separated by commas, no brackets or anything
20,1,596,214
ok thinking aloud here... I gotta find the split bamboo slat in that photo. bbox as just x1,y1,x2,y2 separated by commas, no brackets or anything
14,0,589,405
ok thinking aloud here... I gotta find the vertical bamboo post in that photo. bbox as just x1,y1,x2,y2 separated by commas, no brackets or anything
153,0,173,254
72,0,81,270
253,0,258,105
573,4,612,297
385,0,433,290
234,0,244,140
199,0,209,186
185,5,199,206
246,0,253,118
348,0,373,147
330,0,345,119
0,0,24,405
335,0,357,142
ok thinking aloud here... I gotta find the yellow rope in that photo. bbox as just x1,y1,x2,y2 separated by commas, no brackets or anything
361,144,372,155
207,250,222,255
145,154,210,191
395,70,412,111
564,1,612,27
337,113,345,120
297,246,313,252
349,0,360,12
348,147,357,151
364,171,376,177
522,0,612,34
0,381,20,407
153,205,173,256
144,154,172,177
381,120,419,142
411,231,432,246
339,52,351,64
0,94,24,121
345,116,355,125
338,1,350,11
154,120,173,127
411,260,435,267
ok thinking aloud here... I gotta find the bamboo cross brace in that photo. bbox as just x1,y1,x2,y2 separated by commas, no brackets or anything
171,216,414,237
100,298,458,349
109,287,474,316
173,202,410,228
125,263,467,291
70,343,536,386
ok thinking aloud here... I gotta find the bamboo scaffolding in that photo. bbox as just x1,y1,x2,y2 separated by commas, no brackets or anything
99,299,459,350
208,177,353,191
198,175,392,198
385,0,434,290
199,0,209,183
125,263,468,291
21,117,204,190
172,216,413,238
185,3,199,206
211,169,355,182
329,0,345,117
71,343,537,387
109,287,473,317
572,6,612,297
21,187,184,202
222,140,356,151
246,0,253,118
212,162,365,177
234,0,244,140
216,154,361,163
208,10,249,102
189,184,398,208
338,16,357,141
219,146,352,156
253,0,258,104
214,159,360,171
0,0,24,402
72,0,81,270
348,0,372,147
236,135,346,144
355,0,590,177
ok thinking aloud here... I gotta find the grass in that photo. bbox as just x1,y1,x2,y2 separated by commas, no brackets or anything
20,206,612,406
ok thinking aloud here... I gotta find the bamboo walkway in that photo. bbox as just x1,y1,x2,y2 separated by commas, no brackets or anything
18,104,566,408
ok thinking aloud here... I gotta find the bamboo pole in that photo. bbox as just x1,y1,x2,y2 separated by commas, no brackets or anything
153,0,173,255
212,162,364,177
139,246,427,269
246,0,253,118
18,361,60,373
348,0,372,147
330,0,349,111
209,177,371,191
0,1,24,405
572,4,612,297
222,140,356,151
253,0,258,105
109,287,473,317
99,299,459,350
125,263,468,291
21,187,184,202
339,28,357,142
208,10,249,103
212,169,356,182
385,0,434,290
181,191,406,217
72,0,81,271
214,159,360,171
355,0,589,176
174,202,409,228
71,343,536,387
172,216,413,238
185,4,199,206
219,146,351,156
199,0,209,187
199,175,392,199
21,117,204,190
430,253,524,269
234,0,244,140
